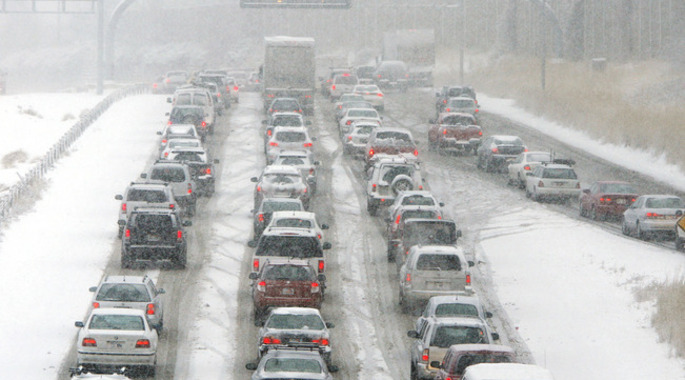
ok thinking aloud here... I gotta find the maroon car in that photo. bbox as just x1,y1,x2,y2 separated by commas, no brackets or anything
428,112,482,155
579,181,639,220
249,259,324,320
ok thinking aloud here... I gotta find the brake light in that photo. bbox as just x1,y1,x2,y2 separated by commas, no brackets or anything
377,93,383,97
338,105,342,109
478,131,483,136
418,185,423,190
233,86,239,92
413,149,419,156
443,99,447,104
311,282,320,292
313,338,329,346
421,348,429,362
631,198,636,202
406,273,411,282
169,204,175,209
226,86,231,92
305,95,312,99
267,93,274,98
466,274,471,285
318,259,324,273
258,213,264,222
297,109,302,113
443,129,447,135
216,92,221,97
309,168,314,175
446,108,451,112
205,167,211,175
177,230,183,240
524,148,528,152
262,337,281,344
257,280,266,292
270,142,279,146
125,229,131,238
121,203,127,212
346,120,352,125
152,83,158,89
396,215,401,225
646,212,661,218
491,147,498,153
348,135,352,140
303,142,313,148
167,120,172,125
267,129,272,136
201,121,207,128
377,74,382,78
523,165,531,171
135,339,150,348
92,302,100,308
253,259,260,272
331,85,336,90
162,139,167,144
164,151,169,157
146,303,155,315
372,184,377,192
187,183,192,194
82,338,97,347
257,186,262,192
368,149,375,157
269,109,274,113
538,180,544,187
475,109,479,113
165,78,170,84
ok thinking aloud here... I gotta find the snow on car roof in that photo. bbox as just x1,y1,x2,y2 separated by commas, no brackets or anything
262,165,301,175
414,245,464,255
271,211,317,219
90,307,147,317
270,307,322,316
445,343,515,354
464,363,554,379
272,125,308,132
491,135,522,141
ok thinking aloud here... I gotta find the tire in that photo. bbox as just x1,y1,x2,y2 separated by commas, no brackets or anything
410,363,419,380
117,225,124,239
176,252,187,269
621,219,630,235
476,156,484,170
254,307,265,321
590,206,597,220
367,200,378,216
186,203,196,217
387,243,395,262
676,235,685,252
525,188,532,198
579,202,587,218
378,105,384,111
399,291,410,314
518,174,526,189
637,223,648,240
485,159,494,173
146,366,156,377
391,175,414,195
155,320,164,333
532,189,541,202
121,250,133,269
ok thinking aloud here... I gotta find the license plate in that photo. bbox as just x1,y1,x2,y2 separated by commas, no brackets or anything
147,234,161,242
281,288,294,295
553,182,565,186
616,199,626,204
288,338,302,343
428,281,445,288
107,341,124,348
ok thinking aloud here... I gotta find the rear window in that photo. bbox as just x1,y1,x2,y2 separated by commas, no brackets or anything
89,314,145,331
381,165,414,183
403,210,438,220
263,358,321,373
455,354,512,374
96,283,151,302
349,110,378,118
448,99,476,108
542,168,577,180
176,93,192,105
274,218,313,228
279,157,306,166
406,222,456,245
494,138,523,146
271,116,303,126
132,214,174,232
600,183,636,193
171,152,204,162
416,254,462,271
150,166,187,182
434,303,479,318
256,236,323,258
376,131,411,142
275,132,306,143
266,314,325,330
430,326,486,347
126,189,168,203
402,195,435,206
527,153,551,162
263,173,302,184
646,197,685,208
335,74,358,84
263,201,303,213
263,264,314,281
273,101,300,111
442,115,475,125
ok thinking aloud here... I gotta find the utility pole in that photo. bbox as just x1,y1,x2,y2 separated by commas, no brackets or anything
97,0,104,94
540,0,546,91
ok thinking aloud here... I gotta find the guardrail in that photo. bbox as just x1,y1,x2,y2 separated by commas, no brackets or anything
0,83,149,224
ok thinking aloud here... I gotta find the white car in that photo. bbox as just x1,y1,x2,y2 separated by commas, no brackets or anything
272,150,320,193
159,137,202,159
338,107,382,137
525,163,581,202
265,126,315,164
329,72,359,100
387,191,444,220
342,120,381,156
225,77,240,103
622,195,685,240
507,151,552,189
265,211,329,241
157,124,198,153
333,93,365,112
75,308,158,376
352,84,384,110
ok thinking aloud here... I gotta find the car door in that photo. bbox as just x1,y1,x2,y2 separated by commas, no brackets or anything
624,196,642,227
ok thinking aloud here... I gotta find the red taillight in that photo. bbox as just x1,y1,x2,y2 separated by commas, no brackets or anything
318,259,324,273
338,105,342,109
297,109,302,113
92,302,100,308
125,229,131,238
369,149,375,157
226,86,231,92
257,280,266,292
305,95,312,99
491,147,498,153
346,120,352,125
82,338,97,347
266,129,272,137
395,215,401,225
164,151,169,157
270,142,279,146
233,86,239,91
372,184,377,192
257,186,262,192
121,203,127,212
347,135,353,140
303,142,313,148
146,303,155,315
169,204,175,209
331,85,336,90
167,120,172,125
187,183,192,194
524,148,529,152
405,273,411,282
631,198,636,202
162,139,167,144
253,259,260,272
446,108,451,112
135,339,150,348
201,121,207,128
443,99,447,104
205,167,211,175
421,348,429,362
258,213,264,222
262,337,281,344
478,131,483,136
413,149,419,156
152,83,158,88
377,74,382,78
313,338,330,346
646,212,661,218
165,78,170,84
523,165,531,171
466,274,471,285
475,109,479,113
177,230,183,239
309,168,314,175
216,92,221,97
311,282,320,292
442,129,447,135
377,93,383,97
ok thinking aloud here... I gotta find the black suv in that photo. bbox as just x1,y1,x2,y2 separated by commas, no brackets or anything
373,60,409,92
120,207,191,269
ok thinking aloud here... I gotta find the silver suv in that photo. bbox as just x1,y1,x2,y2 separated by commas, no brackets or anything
366,156,424,216
88,275,165,332
407,316,500,380
115,182,177,237
141,160,197,216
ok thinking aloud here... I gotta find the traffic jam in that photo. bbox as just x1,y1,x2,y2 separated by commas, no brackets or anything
64,43,685,380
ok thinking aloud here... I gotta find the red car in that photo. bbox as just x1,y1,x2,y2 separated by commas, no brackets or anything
579,181,639,220
249,259,324,320
428,112,482,155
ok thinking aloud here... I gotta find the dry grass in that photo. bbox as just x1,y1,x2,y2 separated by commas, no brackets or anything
649,278,685,357
435,51,685,167
2,150,28,169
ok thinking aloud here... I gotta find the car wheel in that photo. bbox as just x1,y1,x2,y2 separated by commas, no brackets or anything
254,307,265,321
399,292,410,314
621,219,630,235
367,201,378,216
676,235,685,252
525,188,531,198
579,202,587,217
176,252,187,269
186,204,196,217
532,189,541,202
117,225,124,239
378,105,384,111
485,159,494,173
156,320,164,333
518,174,526,189
121,251,133,269
590,206,597,220
637,222,648,240
387,243,395,262
410,363,419,380
145,366,156,377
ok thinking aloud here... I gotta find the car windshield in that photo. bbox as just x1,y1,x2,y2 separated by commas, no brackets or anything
645,197,685,208
455,354,513,374
275,132,306,143
434,303,480,318
266,314,325,330
275,218,313,228
403,210,438,220
405,222,456,245
263,173,302,184
132,214,174,233
150,166,186,182
527,153,551,162
171,107,203,120
263,264,314,281
376,132,411,142
381,165,413,183
402,195,435,206
542,168,577,179
349,110,378,118
263,201,303,213
96,283,151,302
127,189,168,202
600,183,636,193
430,326,486,347
416,254,462,271
89,314,145,331
271,116,303,126
256,236,322,258
263,358,322,373
442,115,474,125
167,126,194,136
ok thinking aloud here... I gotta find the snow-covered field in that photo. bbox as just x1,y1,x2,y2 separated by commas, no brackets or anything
0,91,684,379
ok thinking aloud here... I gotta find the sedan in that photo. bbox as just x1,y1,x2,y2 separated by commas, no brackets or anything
75,308,158,376
338,107,382,137
257,307,334,363
252,165,310,209
265,126,315,165
525,163,580,202
352,84,384,110
579,181,639,220
622,195,685,240
253,197,305,238
245,349,337,380
272,150,320,193
506,151,552,189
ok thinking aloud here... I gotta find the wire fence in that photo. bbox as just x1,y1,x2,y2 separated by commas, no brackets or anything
0,83,149,224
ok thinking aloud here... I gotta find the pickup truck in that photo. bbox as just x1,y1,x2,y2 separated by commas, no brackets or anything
428,112,482,155
364,127,418,169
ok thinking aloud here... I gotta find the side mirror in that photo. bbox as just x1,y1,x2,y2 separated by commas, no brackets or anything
156,131,162,135
676,210,683,217
88,286,97,292
314,161,321,166
254,319,264,327
492,332,500,341
321,224,329,230
322,242,332,250
428,119,435,124
430,361,442,369
435,92,440,97
439,202,445,207
158,288,166,294
456,230,462,238
468,261,475,267
525,172,533,177
384,217,391,224
75,321,84,328
326,322,335,328
582,189,590,194
214,159,220,164
306,121,312,125
248,272,259,280
166,97,172,103
115,194,123,200
486,311,493,318
407,330,419,339
261,120,267,125
318,274,327,282
328,365,340,373
311,137,317,141
250,177,258,183
117,220,126,226
245,363,258,371
140,173,147,179
248,240,258,248
165,112,170,116
182,220,192,227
